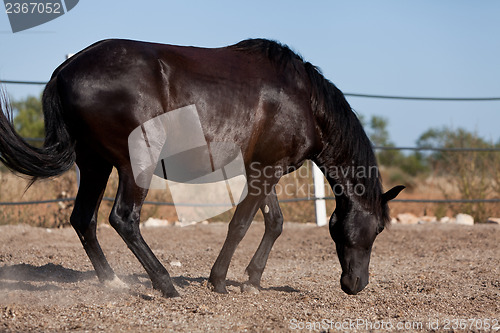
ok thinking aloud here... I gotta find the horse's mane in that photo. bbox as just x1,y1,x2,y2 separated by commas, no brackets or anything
230,39,389,225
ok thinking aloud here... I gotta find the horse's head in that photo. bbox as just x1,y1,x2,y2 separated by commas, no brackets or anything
329,185,404,295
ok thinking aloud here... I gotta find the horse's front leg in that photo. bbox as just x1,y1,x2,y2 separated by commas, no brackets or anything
244,189,283,290
208,190,268,294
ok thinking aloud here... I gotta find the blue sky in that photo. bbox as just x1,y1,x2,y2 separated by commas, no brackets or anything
1,0,499,147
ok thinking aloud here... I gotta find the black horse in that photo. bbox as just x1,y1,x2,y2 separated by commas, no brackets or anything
0,39,403,297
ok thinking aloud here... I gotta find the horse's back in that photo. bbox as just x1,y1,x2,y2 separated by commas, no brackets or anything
52,39,318,168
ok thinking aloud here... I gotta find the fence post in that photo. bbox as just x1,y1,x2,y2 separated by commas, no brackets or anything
312,162,327,226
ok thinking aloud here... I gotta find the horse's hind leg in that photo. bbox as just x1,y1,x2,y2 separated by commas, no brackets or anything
109,168,179,298
244,190,283,289
70,155,118,284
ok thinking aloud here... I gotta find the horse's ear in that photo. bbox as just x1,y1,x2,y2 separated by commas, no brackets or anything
382,185,405,203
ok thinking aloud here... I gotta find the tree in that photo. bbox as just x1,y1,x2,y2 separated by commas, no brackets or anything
417,127,499,221
11,94,44,139
367,115,402,166
367,115,391,147
361,115,427,175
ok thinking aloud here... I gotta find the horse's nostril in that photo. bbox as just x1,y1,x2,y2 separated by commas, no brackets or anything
341,274,361,295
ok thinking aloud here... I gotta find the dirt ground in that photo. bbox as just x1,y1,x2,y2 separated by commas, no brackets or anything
0,222,498,332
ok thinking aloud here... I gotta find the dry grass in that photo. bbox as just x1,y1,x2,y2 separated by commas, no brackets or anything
0,168,77,227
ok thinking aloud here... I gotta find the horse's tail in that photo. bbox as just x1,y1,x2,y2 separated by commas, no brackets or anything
0,78,76,183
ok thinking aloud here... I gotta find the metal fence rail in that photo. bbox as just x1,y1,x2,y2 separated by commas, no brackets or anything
374,146,500,152
2,195,500,207
20,139,500,152
3,79,500,101
0,197,75,206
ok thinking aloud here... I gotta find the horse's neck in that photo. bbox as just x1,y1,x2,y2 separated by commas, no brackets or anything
312,101,382,209
316,156,381,208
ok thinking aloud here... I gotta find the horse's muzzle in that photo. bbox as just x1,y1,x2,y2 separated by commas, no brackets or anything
340,273,367,295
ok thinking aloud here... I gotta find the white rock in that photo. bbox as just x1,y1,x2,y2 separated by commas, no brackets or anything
169,261,182,267
487,217,500,225
439,216,456,224
175,220,199,227
455,213,474,225
418,216,437,224
142,217,170,228
396,213,419,225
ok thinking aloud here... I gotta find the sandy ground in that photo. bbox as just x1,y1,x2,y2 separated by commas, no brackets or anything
0,222,499,332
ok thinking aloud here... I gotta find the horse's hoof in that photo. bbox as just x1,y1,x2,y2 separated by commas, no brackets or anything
241,283,260,294
208,281,228,294
104,275,129,290
162,289,181,298
152,281,180,298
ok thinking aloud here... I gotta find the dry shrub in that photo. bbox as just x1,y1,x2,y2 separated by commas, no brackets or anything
0,168,77,227
417,127,500,222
